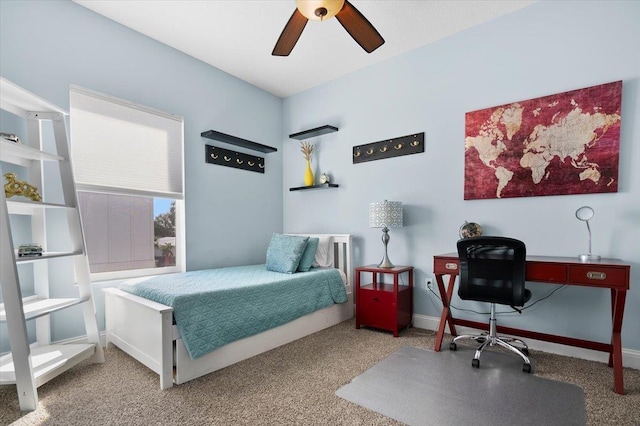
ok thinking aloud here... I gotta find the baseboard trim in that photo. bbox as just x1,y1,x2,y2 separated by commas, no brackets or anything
413,314,640,371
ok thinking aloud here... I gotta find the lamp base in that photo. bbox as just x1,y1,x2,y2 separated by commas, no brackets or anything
579,254,601,262
378,227,394,268
377,254,394,269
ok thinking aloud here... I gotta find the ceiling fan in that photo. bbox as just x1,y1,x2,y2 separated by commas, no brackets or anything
272,0,385,56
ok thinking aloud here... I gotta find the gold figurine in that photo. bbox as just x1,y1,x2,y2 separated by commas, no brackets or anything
4,173,42,202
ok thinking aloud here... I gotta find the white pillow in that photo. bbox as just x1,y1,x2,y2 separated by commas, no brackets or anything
312,236,334,267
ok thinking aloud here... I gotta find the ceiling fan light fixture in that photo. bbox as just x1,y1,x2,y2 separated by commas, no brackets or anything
296,0,345,21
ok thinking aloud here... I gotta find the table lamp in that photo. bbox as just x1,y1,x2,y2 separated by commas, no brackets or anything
575,206,600,262
369,200,403,268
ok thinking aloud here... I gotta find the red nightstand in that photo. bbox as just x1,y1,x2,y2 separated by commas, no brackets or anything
355,265,413,337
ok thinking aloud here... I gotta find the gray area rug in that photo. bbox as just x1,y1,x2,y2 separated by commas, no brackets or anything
336,345,586,426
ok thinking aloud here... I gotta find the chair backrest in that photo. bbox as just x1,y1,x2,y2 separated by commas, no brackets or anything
457,236,527,307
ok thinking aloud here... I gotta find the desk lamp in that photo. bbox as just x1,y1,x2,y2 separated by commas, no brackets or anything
575,206,600,262
369,200,403,268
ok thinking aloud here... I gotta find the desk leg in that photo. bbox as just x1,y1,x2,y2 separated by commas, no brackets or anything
609,288,627,394
434,274,457,352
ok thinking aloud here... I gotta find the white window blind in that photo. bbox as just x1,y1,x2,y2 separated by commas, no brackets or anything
70,86,184,199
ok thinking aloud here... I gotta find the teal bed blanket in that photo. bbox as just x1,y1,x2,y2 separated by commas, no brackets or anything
119,265,348,360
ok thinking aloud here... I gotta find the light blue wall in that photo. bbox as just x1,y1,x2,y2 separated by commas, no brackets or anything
1,0,639,355
283,1,640,350
0,0,283,349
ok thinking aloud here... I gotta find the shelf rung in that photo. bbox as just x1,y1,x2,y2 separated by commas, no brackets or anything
7,200,74,215
0,139,64,166
0,344,95,386
0,296,91,322
15,250,84,263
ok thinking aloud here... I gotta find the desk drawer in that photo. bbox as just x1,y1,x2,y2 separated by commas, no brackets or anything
569,265,629,289
434,258,459,275
526,262,567,283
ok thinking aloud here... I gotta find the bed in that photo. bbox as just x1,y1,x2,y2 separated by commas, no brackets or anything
103,234,353,388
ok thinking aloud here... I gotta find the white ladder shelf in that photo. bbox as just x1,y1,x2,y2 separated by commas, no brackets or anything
0,77,104,411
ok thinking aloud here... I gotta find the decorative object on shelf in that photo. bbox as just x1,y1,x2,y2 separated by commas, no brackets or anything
205,145,265,174
201,130,277,153
575,206,600,262
1,132,22,144
459,221,483,239
272,1,384,57
353,132,424,164
369,200,403,268
319,172,330,184
464,80,622,200
289,125,338,140
3,173,42,201
18,243,43,257
301,141,314,186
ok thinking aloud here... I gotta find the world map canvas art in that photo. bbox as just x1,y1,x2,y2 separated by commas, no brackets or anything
464,81,622,200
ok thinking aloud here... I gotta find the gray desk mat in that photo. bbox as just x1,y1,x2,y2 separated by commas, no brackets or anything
336,345,585,425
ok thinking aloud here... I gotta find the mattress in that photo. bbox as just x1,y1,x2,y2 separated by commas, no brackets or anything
120,265,348,359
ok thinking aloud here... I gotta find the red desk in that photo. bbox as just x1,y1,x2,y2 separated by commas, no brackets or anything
433,252,630,394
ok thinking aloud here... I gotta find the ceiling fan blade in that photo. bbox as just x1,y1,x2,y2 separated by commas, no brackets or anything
335,0,384,53
272,9,309,56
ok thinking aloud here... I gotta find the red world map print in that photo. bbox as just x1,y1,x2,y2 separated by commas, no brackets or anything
464,81,622,200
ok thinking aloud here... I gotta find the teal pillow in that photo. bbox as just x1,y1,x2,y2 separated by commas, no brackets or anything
265,234,309,274
297,237,319,272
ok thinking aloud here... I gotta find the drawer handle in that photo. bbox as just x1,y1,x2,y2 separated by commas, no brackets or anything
445,263,458,270
587,271,606,280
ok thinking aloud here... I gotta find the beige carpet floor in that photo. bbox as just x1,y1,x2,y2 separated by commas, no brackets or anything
1,319,639,425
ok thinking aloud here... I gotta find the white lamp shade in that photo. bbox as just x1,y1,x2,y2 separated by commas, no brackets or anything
369,201,403,228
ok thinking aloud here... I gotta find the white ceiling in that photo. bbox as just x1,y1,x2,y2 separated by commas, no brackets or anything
73,0,536,98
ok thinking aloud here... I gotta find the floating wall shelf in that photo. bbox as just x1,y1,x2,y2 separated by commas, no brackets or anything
289,183,339,191
289,125,338,140
201,130,277,153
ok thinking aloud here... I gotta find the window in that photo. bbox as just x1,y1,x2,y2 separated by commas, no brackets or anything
70,86,184,280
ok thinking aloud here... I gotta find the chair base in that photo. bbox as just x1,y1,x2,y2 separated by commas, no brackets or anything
449,304,532,373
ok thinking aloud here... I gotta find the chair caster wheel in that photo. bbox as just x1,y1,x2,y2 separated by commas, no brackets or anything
523,363,532,373
472,358,480,368
449,342,457,351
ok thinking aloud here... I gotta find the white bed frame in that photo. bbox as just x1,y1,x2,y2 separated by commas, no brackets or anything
103,234,353,389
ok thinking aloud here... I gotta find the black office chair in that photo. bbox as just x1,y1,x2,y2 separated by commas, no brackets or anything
449,236,532,373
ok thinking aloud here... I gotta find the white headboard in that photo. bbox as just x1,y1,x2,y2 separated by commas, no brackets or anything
288,234,352,291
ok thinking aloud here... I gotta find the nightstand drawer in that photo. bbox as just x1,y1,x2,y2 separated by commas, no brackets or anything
358,289,395,331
